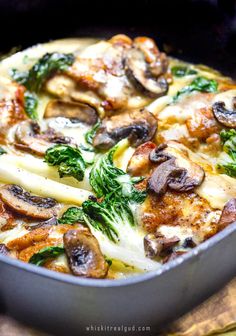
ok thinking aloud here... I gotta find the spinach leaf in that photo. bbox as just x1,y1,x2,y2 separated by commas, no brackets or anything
217,129,236,177
85,121,101,145
58,207,85,224
59,143,146,242
90,144,146,201
24,91,38,119
11,52,74,92
171,66,197,77
59,204,118,242
45,145,87,181
29,246,65,266
82,195,121,242
173,76,218,102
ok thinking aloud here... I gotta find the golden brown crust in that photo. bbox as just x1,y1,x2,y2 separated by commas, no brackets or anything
7,227,51,251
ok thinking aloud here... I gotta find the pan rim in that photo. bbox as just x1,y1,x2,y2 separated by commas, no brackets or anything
0,221,236,288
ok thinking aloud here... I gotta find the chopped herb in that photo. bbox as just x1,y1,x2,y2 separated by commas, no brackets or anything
217,129,236,177
24,91,38,119
11,52,74,92
173,76,218,102
44,145,87,181
85,121,101,145
29,246,65,266
171,66,197,77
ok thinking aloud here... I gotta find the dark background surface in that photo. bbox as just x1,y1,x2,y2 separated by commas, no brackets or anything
0,0,236,77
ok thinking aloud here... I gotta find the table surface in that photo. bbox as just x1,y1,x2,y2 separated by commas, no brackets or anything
1,277,236,336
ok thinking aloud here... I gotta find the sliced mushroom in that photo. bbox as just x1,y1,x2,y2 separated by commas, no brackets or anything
15,120,72,156
0,243,9,255
125,43,169,98
44,100,98,125
26,217,58,231
149,143,173,164
162,250,186,264
148,142,205,195
212,100,236,128
63,229,108,278
0,184,59,219
182,237,196,248
218,198,236,231
144,232,180,259
93,108,157,149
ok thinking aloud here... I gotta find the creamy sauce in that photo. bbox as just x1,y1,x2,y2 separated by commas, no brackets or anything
0,37,235,279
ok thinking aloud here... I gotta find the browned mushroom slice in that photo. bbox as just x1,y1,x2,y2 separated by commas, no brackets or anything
0,185,59,219
218,198,236,231
125,43,169,98
148,143,205,195
63,229,108,278
149,143,173,164
212,100,236,128
144,232,180,259
44,100,98,125
93,108,157,150
162,250,186,264
0,243,9,255
26,217,58,231
15,120,71,156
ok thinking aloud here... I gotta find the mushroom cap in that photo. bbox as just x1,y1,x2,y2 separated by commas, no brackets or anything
44,100,98,125
63,229,108,278
15,120,71,156
93,108,157,150
125,46,169,98
144,232,180,259
148,141,205,195
212,101,236,128
218,198,236,231
0,243,9,255
0,184,60,219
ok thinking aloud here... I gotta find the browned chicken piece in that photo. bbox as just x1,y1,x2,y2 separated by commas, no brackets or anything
186,107,220,140
46,35,170,116
16,224,79,272
18,238,61,263
0,84,27,144
128,141,221,245
7,227,51,251
141,190,219,240
127,141,156,176
156,92,223,154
